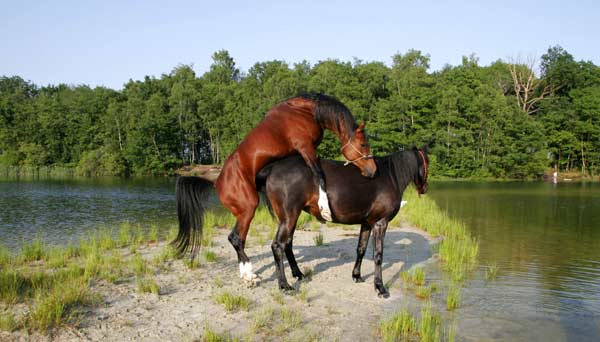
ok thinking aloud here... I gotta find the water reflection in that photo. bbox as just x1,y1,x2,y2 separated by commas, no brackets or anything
430,181,600,341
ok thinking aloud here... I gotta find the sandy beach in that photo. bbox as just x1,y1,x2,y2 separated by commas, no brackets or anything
1,223,437,342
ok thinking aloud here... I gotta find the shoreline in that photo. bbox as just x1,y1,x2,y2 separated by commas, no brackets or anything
1,222,439,341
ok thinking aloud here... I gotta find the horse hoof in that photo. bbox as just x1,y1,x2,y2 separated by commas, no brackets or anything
377,288,390,298
294,273,304,281
353,276,365,283
242,274,261,287
279,284,295,293
377,291,390,298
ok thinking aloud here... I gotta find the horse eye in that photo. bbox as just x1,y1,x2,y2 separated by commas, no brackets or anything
361,144,366,148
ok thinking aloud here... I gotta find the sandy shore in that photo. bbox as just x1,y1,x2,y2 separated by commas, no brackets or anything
2,223,437,342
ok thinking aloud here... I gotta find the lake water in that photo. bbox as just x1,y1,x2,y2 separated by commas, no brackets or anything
0,177,177,249
1,177,599,340
429,181,600,342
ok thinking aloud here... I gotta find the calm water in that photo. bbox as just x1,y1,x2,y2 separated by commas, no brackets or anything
0,177,177,249
2,178,600,340
429,181,600,342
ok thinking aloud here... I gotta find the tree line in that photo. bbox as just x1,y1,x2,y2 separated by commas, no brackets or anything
1,46,599,178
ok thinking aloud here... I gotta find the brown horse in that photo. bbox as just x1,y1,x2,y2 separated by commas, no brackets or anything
174,94,377,281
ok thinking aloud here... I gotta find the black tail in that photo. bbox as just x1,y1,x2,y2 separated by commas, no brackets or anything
172,176,214,260
256,161,276,218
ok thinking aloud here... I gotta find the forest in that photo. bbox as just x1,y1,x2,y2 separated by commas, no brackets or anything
1,46,599,179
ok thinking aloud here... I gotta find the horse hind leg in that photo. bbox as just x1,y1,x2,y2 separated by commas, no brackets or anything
225,196,260,283
271,221,295,292
372,219,390,298
285,236,303,281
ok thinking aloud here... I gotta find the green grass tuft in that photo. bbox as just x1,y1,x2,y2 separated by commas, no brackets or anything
214,291,250,312
418,303,443,342
203,250,218,262
313,232,324,246
20,238,47,263
0,312,19,332
446,285,461,311
379,308,416,342
137,277,160,295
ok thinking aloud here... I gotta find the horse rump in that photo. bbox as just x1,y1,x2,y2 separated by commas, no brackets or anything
173,176,214,260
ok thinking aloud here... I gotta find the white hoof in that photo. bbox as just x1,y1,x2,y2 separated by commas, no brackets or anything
318,187,332,221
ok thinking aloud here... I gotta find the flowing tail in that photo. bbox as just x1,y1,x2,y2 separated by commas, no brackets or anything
172,176,214,260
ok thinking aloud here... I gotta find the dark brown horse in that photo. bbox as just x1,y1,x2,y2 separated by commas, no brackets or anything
174,94,377,281
256,146,429,297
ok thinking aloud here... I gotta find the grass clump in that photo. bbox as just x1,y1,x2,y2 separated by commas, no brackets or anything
0,312,19,332
130,254,150,276
418,303,443,342
402,267,426,287
202,325,235,342
446,285,461,311
0,244,12,268
252,306,275,331
313,232,324,246
276,308,303,334
398,189,479,283
416,285,432,299
203,250,218,262
0,270,25,304
153,245,176,267
148,224,159,244
270,290,285,305
380,308,416,342
20,238,47,262
137,277,160,295
25,279,100,332
118,222,133,247
214,291,250,312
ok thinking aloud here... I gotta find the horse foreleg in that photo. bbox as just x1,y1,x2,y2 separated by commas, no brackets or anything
271,223,294,292
296,144,332,221
372,219,390,298
352,223,372,283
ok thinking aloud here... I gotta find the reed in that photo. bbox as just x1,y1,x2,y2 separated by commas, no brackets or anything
418,303,442,342
398,188,479,283
379,308,416,342
446,285,461,311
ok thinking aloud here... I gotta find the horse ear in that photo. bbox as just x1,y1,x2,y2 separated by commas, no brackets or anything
422,144,429,154
357,122,365,132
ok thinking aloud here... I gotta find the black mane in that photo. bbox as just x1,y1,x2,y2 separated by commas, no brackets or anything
298,93,357,136
387,150,419,191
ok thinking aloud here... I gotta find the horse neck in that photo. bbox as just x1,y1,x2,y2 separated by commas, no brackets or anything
389,151,418,193
316,109,354,144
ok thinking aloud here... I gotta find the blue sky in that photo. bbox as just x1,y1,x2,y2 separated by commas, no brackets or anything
1,0,598,90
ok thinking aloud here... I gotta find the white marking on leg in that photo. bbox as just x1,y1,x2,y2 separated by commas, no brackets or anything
318,186,332,221
240,262,259,283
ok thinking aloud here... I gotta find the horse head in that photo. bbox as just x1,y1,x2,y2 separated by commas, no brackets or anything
341,122,377,178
